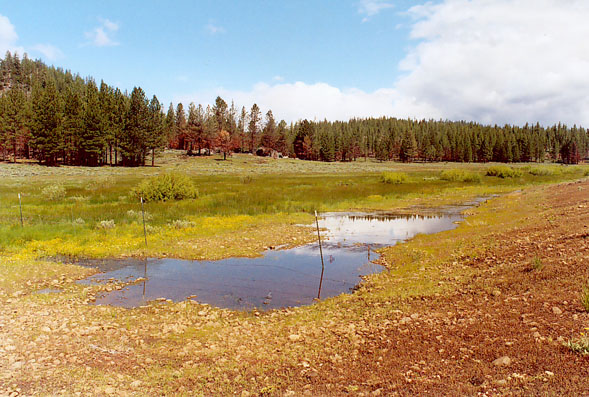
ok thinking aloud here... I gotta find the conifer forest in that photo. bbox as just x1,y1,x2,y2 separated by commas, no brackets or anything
1,51,587,166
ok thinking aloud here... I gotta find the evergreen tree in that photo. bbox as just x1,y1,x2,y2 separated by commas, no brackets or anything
30,78,62,165
248,103,261,152
120,87,149,166
79,79,105,166
399,129,417,162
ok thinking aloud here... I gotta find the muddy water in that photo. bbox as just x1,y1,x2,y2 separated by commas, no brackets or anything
77,203,479,310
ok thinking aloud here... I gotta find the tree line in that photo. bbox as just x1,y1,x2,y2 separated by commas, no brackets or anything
1,51,587,166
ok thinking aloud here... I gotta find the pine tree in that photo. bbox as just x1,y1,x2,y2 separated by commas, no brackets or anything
120,87,149,166
248,103,261,153
399,129,417,162
0,88,27,162
30,78,62,165
146,95,165,166
79,80,105,166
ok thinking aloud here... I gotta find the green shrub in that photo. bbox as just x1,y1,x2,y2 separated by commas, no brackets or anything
440,169,482,183
486,165,523,178
529,166,557,176
380,172,408,184
132,173,198,202
41,184,66,201
531,256,543,271
584,169,589,177
565,335,589,355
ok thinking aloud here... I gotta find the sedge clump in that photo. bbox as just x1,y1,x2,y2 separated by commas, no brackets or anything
440,169,482,183
486,165,522,178
380,172,408,184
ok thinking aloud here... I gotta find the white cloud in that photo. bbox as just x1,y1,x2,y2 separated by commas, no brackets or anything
0,14,25,56
31,44,63,61
205,22,225,35
85,18,119,47
358,0,394,22
178,0,589,127
175,82,438,123
398,0,589,126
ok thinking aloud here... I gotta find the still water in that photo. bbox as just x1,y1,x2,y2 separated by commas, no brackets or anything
77,206,474,310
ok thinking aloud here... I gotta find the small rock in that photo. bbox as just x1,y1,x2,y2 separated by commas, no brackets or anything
104,387,115,395
545,371,554,377
289,334,301,342
130,380,142,388
495,379,507,386
493,356,511,366
11,361,24,370
533,331,541,338
492,289,502,297
552,306,562,315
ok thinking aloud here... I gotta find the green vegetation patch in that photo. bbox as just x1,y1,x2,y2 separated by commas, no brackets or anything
132,173,198,202
380,171,408,184
440,169,482,183
486,165,523,178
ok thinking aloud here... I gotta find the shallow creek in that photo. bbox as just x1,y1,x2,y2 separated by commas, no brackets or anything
74,198,489,310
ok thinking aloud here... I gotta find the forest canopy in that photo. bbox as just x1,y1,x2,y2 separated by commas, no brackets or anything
0,51,587,166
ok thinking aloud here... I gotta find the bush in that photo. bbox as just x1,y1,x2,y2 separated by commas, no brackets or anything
565,334,589,355
440,169,482,183
170,219,196,229
96,220,115,230
380,172,408,184
486,165,523,178
132,173,198,202
41,184,66,201
529,166,557,176
584,169,589,177
127,209,152,221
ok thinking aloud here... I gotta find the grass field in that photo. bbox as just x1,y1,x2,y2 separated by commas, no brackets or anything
0,151,586,262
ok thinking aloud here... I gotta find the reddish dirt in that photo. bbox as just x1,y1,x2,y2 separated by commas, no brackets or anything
307,180,589,396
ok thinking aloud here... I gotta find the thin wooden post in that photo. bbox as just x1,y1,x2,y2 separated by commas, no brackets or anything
71,206,76,235
315,211,325,300
18,193,23,228
141,197,148,248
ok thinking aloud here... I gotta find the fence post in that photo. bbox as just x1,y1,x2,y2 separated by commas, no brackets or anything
141,197,148,248
18,193,23,228
315,211,325,300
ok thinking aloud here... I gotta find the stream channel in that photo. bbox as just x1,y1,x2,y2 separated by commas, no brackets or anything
75,198,490,310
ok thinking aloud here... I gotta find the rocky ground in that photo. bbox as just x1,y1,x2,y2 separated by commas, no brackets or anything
1,179,588,396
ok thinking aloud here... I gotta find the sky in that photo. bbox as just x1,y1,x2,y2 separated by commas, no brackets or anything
1,0,588,126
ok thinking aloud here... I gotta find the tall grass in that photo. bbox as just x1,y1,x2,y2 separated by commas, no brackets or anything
380,172,408,184
440,169,481,183
486,165,523,178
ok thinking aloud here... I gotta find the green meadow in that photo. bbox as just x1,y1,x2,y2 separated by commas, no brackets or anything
0,151,586,261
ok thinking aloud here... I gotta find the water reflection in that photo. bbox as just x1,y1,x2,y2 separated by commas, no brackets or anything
79,210,466,310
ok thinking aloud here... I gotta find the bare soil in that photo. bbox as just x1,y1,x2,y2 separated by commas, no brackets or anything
303,179,589,396
1,179,588,396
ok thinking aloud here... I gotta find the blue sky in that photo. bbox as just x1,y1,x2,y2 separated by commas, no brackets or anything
1,1,589,126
